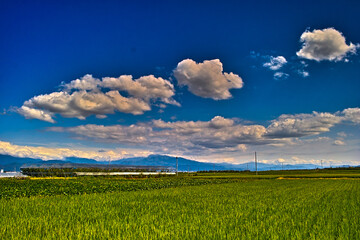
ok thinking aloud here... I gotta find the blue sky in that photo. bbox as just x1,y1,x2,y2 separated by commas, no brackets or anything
1,0,359,166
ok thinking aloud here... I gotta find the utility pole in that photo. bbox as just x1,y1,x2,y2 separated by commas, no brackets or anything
255,152,258,175
321,160,323,169
176,156,178,176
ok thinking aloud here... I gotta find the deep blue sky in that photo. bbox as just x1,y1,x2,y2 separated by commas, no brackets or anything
0,0,359,165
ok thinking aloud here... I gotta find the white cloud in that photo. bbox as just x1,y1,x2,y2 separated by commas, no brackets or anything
254,53,309,80
47,107,360,156
17,73,179,122
333,140,346,146
49,116,270,156
296,28,358,61
40,107,360,161
17,106,55,123
101,75,179,105
62,74,101,91
273,72,289,80
18,90,151,122
293,61,310,78
263,56,287,70
50,123,153,145
0,140,130,161
337,132,347,138
265,111,343,138
343,107,360,124
173,59,243,100
298,70,309,77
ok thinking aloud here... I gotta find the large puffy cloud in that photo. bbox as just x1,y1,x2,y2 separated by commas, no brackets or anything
296,28,358,61
0,140,130,161
20,90,151,121
101,75,179,105
17,74,178,122
62,74,101,91
173,59,243,100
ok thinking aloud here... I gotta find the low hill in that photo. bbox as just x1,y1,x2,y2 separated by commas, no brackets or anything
0,153,321,172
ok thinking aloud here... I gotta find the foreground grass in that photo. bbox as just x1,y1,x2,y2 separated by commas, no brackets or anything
192,168,360,179
0,179,359,239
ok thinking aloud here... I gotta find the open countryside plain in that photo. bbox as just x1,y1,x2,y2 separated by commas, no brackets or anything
1,170,360,239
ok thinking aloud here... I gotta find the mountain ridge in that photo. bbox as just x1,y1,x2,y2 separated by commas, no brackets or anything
0,153,324,172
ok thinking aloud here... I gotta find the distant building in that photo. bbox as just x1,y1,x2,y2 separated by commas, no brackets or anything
20,162,175,177
0,172,26,178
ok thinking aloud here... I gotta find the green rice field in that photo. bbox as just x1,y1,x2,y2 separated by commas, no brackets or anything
0,170,359,239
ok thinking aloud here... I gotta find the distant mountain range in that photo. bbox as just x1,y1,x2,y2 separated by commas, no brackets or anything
0,154,323,172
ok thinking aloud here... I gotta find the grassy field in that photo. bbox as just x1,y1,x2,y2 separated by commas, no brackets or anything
0,170,359,239
0,176,240,199
193,168,360,179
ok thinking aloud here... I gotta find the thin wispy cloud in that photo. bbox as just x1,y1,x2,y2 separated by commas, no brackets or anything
273,72,289,80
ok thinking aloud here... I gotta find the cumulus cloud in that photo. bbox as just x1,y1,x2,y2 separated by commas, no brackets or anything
296,28,359,61
17,74,179,122
62,74,101,91
263,56,287,70
265,111,343,138
342,107,360,124
17,106,55,123
49,116,271,156
173,59,243,100
48,107,360,155
101,75,179,105
0,140,130,161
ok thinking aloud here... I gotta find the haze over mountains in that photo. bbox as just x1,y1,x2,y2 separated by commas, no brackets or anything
0,154,323,172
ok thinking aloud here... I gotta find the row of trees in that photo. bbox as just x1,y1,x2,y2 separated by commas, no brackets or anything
21,167,171,177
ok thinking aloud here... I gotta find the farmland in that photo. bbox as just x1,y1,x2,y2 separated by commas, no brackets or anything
0,170,360,239
0,176,240,199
